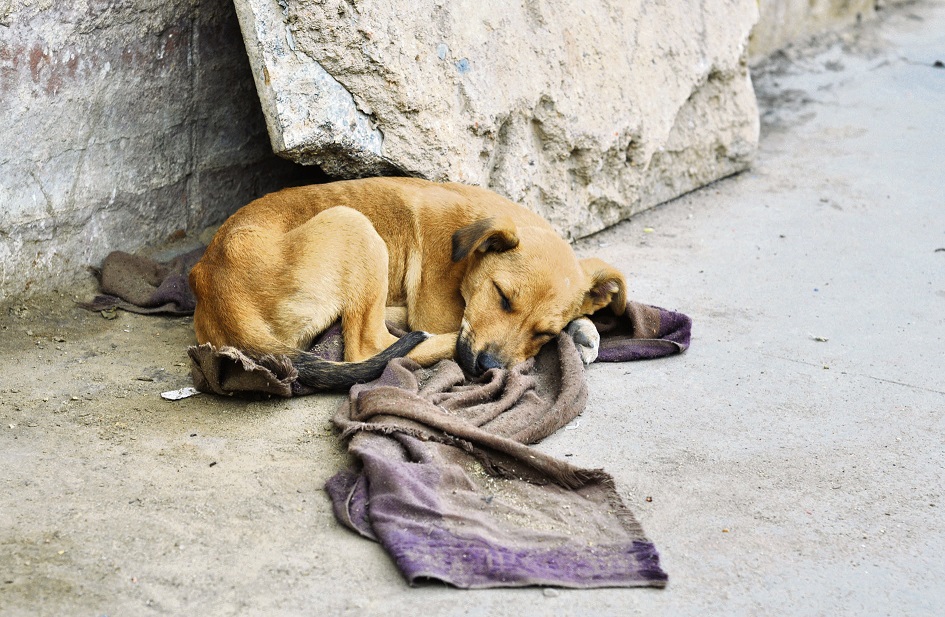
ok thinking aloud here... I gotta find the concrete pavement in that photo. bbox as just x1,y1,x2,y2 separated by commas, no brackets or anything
1,2,943,615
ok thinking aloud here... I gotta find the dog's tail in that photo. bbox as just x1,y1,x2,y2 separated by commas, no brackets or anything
294,331,430,390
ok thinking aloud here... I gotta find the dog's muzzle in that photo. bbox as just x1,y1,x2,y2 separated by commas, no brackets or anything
456,327,503,376
473,351,502,374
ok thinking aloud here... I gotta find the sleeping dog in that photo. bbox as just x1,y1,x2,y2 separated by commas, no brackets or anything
189,177,626,389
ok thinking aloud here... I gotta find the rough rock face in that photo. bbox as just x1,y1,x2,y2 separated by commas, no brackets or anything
236,0,760,238
0,0,316,300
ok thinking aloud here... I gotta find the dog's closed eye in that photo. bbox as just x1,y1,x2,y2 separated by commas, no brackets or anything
494,282,513,313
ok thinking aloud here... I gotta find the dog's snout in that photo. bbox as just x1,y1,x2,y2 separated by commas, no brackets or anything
456,334,504,376
457,319,506,376
475,352,502,374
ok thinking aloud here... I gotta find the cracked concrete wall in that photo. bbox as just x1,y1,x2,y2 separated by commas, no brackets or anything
0,0,318,300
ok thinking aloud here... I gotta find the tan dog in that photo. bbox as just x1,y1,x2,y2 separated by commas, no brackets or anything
189,177,626,389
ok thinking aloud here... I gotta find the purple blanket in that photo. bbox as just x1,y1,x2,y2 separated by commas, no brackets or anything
189,302,690,588
78,248,204,315
84,248,691,588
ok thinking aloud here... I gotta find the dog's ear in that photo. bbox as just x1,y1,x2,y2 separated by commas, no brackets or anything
451,216,519,262
579,258,627,316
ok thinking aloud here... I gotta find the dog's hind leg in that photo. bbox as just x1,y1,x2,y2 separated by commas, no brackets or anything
280,206,402,363
384,306,410,330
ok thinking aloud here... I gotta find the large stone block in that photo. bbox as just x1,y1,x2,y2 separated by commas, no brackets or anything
236,0,760,238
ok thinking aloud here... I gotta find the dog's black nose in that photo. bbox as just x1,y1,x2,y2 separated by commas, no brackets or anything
476,352,502,374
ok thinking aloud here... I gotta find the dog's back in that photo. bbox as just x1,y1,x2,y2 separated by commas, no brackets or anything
189,180,436,389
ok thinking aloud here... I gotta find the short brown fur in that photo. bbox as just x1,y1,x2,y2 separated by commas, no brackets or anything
189,177,627,378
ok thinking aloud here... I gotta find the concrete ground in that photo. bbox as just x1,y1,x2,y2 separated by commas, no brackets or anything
1,2,943,615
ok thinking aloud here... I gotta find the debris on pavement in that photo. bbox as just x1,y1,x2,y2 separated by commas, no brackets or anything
160,387,199,401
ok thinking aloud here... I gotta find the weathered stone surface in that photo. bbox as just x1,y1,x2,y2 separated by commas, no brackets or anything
750,0,912,59
0,0,318,300
236,0,760,238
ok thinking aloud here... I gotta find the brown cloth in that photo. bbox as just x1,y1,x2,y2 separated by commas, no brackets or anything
78,248,203,315
83,247,687,587
323,334,668,588
188,302,690,588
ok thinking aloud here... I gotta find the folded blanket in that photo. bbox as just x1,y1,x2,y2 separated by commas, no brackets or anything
78,248,204,315
326,337,665,588
84,248,691,588
189,302,690,588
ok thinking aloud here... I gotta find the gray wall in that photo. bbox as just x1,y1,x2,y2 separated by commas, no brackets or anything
0,0,911,301
0,0,321,300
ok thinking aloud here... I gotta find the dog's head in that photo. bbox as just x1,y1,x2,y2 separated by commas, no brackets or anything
452,216,626,375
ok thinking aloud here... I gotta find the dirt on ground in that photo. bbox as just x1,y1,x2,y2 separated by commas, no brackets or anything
0,286,356,614
2,3,944,615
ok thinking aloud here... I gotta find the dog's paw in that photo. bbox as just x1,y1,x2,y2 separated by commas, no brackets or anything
565,317,600,365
